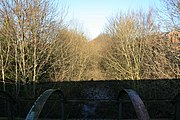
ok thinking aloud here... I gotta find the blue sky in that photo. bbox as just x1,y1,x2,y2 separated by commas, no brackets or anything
58,0,161,40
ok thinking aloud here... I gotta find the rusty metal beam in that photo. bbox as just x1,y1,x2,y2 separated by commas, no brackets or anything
118,89,150,120
25,89,65,120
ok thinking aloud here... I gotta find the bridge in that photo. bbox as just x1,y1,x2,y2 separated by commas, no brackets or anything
0,89,180,120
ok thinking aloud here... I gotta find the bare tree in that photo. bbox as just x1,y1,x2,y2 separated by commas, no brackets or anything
49,28,91,81
0,36,10,91
158,0,180,30
0,0,66,94
101,9,179,80
156,0,180,78
102,10,158,80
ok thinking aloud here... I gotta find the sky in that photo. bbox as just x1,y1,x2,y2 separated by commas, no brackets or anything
58,0,162,40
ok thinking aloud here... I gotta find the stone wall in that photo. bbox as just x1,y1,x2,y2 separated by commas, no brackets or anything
0,79,179,119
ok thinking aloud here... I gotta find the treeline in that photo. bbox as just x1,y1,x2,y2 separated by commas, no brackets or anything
94,10,179,80
89,0,180,80
0,0,179,90
0,0,93,92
